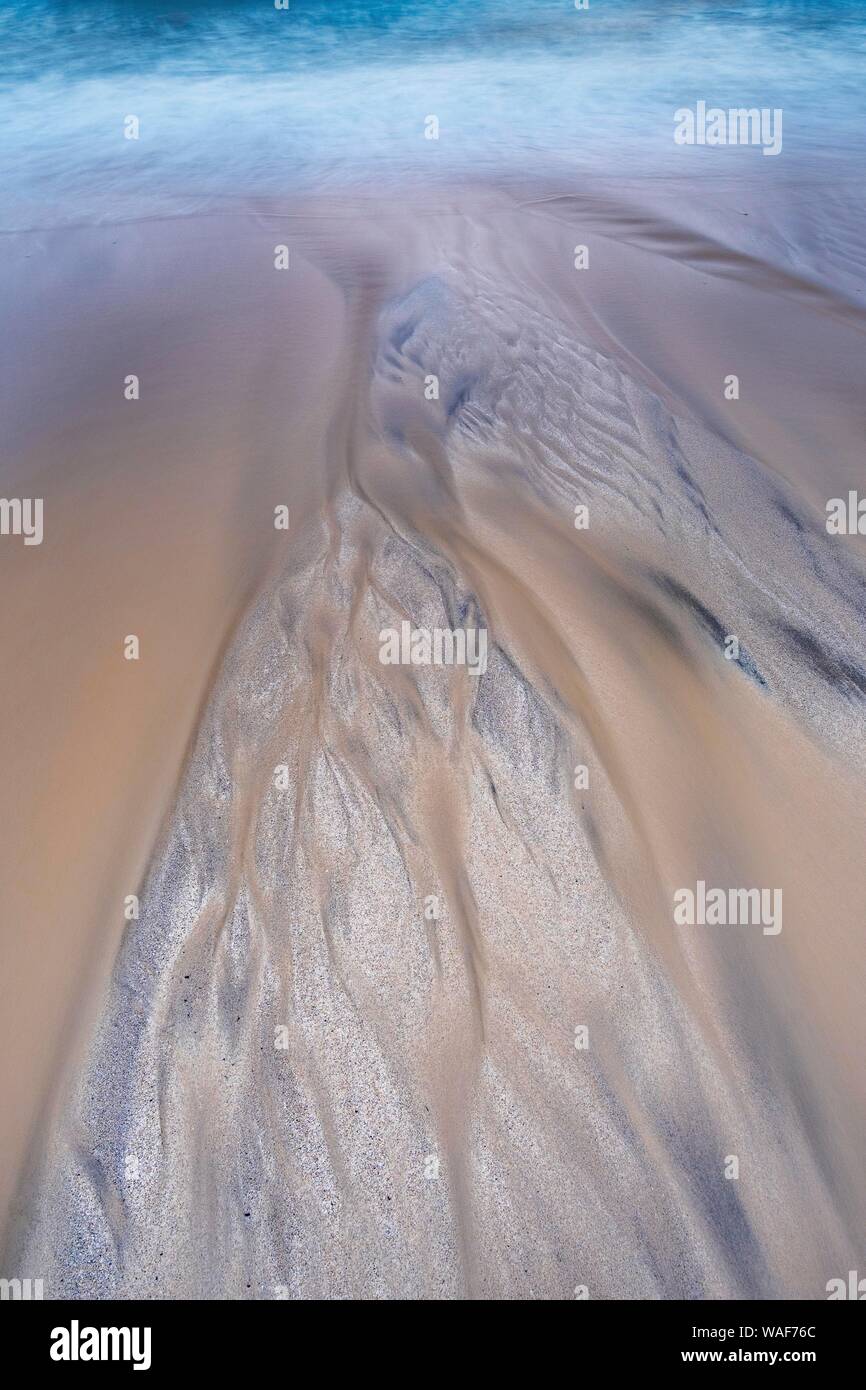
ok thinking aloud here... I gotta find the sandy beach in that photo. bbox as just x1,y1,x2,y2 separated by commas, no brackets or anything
2,158,865,1296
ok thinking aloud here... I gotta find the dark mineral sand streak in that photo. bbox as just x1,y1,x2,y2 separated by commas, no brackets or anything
4,179,866,1297
327,243,489,1287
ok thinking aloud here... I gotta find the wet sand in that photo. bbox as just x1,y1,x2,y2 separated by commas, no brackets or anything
2,174,866,1298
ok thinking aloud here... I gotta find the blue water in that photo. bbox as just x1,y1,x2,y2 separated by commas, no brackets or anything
2,0,865,226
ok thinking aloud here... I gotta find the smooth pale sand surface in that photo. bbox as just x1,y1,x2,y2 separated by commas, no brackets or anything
2,175,866,1298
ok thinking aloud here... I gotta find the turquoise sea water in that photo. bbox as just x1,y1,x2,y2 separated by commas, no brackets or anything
1,1,865,225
